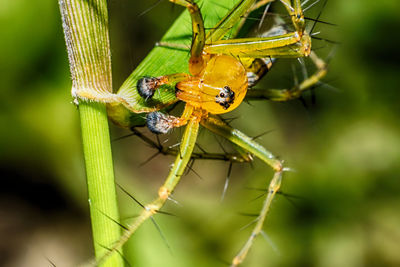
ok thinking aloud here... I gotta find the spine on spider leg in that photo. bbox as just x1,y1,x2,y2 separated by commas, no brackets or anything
59,0,123,266
92,118,200,266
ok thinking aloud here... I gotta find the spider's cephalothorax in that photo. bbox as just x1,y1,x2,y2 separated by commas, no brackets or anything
138,54,248,134
137,54,248,116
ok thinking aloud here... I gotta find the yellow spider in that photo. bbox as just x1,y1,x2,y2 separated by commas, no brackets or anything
136,0,325,136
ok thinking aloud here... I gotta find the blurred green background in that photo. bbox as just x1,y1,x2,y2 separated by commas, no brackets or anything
1,0,400,266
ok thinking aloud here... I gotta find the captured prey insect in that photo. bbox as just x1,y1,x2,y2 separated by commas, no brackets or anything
80,0,329,266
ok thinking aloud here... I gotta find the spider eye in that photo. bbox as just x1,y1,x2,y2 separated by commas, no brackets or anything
215,86,235,110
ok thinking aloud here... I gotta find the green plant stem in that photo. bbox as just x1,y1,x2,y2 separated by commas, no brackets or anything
79,101,123,266
59,0,123,265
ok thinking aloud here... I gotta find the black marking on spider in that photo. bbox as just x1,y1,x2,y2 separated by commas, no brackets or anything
215,86,235,110
137,76,159,99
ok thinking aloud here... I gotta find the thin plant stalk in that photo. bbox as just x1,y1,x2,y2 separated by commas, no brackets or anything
59,0,123,265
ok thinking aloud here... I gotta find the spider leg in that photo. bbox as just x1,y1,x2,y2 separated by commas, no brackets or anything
169,0,206,75
137,73,189,100
92,116,201,266
201,115,284,266
232,171,282,267
245,51,327,101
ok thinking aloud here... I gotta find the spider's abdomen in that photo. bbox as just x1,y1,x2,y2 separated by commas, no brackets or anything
176,55,248,114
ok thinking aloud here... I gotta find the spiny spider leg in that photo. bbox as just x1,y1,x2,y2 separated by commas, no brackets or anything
246,51,327,101
130,127,252,163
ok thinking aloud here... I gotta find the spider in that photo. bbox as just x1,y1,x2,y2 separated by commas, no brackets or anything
87,0,328,265
137,0,325,135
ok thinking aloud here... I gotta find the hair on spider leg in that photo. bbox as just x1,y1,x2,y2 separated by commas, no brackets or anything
44,256,57,267
221,116,241,124
237,212,259,218
303,0,322,13
256,2,272,33
239,217,259,232
116,183,145,208
130,127,164,151
243,98,255,107
304,17,337,27
260,230,280,256
298,95,310,109
98,243,132,267
95,207,129,231
301,0,313,7
311,35,340,45
184,158,203,180
116,183,176,217
195,142,208,154
316,79,340,93
167,194,183,207
130,126,250,164
245,186,307,210
137,0,164,18
213,134,228,155
309,0,328,34
150,216,173,253
139,151,162,167
220,161,233,202
278,0,294,12
297,57,309,80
